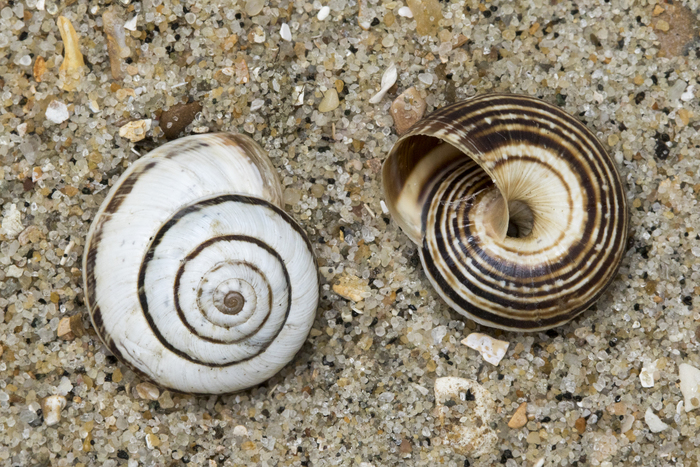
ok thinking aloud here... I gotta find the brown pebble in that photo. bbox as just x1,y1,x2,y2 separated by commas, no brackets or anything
160,102,202,140
653,4,697,57
399,438,412,454
57,314,85,340
652,5,665,16
33,57,47,82
507,402,528,428
575,417,586,434
390,87,426,135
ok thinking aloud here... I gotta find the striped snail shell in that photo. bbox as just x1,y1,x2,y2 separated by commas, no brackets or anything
83,133,319,394
382,94,628,331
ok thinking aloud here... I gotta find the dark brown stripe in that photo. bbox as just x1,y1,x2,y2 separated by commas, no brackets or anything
137,194,299,367
408,94,628,328
173,253,274,342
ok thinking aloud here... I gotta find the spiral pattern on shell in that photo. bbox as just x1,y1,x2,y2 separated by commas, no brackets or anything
83,133,319,394
383,94,628,331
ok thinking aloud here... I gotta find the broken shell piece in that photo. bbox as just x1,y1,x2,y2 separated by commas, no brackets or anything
42,395,67,426
644,407,669,433
124,15,138,31
119,119,151,142
679,363,700,412
398,6,413,17
46,100,70,124
317,6,331,21
136,382,160,400
234,57,250,84
357,0,373,30
462,332,509,366
280,23,292,41
293,85,305,106
640,359,658,388
332,275,367,302
57,16,85,91
390,87,426,135
2,205,24,239
434,377,497,457
369,63,397,104
620,414,635,433
103,8,128,80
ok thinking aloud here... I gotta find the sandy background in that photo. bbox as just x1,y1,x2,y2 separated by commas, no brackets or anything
1,0,700,465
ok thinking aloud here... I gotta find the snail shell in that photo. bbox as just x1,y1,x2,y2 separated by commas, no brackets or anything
383,94,628,331
83,133,319,394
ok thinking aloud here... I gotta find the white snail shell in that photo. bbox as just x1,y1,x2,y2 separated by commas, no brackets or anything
83,133,319,394
383,94,628,331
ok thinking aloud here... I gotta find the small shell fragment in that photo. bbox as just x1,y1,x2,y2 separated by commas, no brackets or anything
357,0,372,30
398,6,413,17
124,15,138,31
57,16,84,91
135,382,160,400
293,85,305,106
46,100,70,124
679,363,700,412
317,6,331,21
234,57,250,84
103,7,128,80
42,395,67,426
119,119,151,142
233,425,248,437
332,275,367,302
369,63,397,104
2,204,24,238
434,377,497,457
639,360,658,388
620,414,635,433
280,23,292,41
462,332,509,366
644,407,669,433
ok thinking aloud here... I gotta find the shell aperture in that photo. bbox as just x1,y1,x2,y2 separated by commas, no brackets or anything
382,94,628,331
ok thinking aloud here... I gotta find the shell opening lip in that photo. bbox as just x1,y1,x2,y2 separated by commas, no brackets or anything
381,93,629,331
